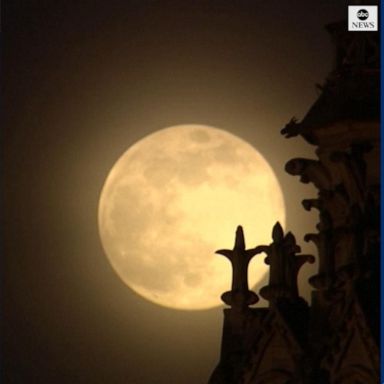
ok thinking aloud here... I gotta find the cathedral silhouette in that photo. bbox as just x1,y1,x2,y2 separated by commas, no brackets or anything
208,19,380,384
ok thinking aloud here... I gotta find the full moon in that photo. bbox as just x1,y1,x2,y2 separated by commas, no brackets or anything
98,125,285,310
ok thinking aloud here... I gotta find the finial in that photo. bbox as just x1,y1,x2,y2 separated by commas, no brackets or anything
272,222,284,242
256,223,315,303
216,226,261,310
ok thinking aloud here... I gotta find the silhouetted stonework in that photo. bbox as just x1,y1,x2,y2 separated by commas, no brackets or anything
209,21,379,384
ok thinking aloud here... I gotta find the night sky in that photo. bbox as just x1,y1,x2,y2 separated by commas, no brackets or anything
3,1,351,383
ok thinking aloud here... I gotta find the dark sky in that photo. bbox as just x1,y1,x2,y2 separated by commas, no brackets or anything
3,1,352,383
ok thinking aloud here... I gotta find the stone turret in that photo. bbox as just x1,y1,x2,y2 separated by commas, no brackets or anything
281,19,380,384
209,17,379,384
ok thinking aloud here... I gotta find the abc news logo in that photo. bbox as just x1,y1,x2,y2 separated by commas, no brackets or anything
348,6,378,31
357,9,369,20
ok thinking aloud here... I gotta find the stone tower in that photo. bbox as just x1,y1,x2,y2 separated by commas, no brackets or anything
208,19,379,384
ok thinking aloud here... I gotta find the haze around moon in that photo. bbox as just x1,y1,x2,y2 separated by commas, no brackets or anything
98,125,285,310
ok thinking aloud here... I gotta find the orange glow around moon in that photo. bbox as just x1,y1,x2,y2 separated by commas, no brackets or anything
98,124,285,310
